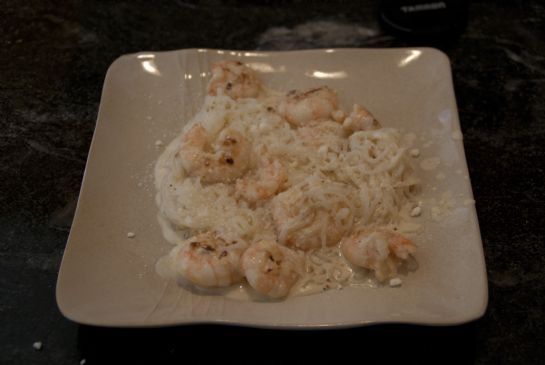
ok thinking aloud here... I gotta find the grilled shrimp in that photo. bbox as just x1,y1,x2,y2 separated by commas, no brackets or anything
207,60,262,100
235,159,287,203
168,231,248,288
177,124,250,183
241,240,302,299
271,175,354,251
271,199,349,251
277,86,339,126
341,229,416,282
343,104,381,134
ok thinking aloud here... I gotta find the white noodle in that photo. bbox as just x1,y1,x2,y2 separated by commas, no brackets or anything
155,89,420,297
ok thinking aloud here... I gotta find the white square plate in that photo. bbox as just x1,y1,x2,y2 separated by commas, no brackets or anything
56,48,487,328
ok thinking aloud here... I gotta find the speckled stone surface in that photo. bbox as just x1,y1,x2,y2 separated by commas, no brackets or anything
1,0,544,363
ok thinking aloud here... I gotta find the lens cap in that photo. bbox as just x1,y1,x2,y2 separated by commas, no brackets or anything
379,0,469,39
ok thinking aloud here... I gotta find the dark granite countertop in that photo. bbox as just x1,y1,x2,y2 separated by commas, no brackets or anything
1,0,544,363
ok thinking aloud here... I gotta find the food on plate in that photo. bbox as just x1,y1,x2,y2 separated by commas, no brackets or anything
241,240,302,299
341,229,416,282
155,60,420,299
167,231,248,288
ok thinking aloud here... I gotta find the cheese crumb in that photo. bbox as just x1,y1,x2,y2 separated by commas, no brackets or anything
80,360,87,365
33,342,42,351
389,278,402,287
409,148,420,157
155,140,164,147
410,206,422,217
127,232,136,238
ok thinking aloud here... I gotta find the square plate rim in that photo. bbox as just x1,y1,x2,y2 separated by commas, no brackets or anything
56,47,488,329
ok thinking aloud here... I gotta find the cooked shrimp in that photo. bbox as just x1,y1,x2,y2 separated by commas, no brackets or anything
277,86,339,126
177,124,250,183
168,231,248,288
207,60,262,100
272,201,348,251
271,175,354,251
235,159,287,203
343,104,381,134
341,229,416,282
241,240,301,298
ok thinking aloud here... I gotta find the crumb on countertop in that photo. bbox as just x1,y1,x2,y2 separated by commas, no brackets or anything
127,232,136,238
32,341,42,350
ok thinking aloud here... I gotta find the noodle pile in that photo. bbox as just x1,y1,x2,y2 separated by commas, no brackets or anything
155,77,420,296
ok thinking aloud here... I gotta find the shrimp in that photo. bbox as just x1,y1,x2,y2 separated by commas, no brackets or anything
341,229,416,282
271,175,354,251
277,86,340,126
241,240,302,299
177,124,250,183
343,104,381,134
207,60,262,100
272,200,348,251
168,231,248,288
235,159,287,203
